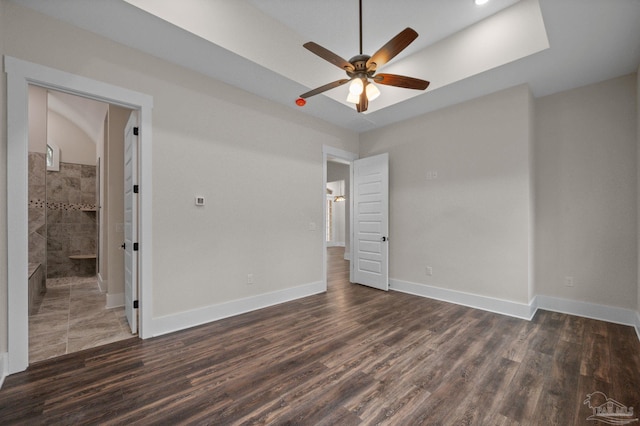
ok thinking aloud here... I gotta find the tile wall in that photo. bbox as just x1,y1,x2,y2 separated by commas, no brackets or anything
28,152,47,269
46,161,97,278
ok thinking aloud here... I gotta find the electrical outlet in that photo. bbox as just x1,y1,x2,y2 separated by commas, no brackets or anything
427,171,438,180
426,266,433,276
564,276,574,287
247,274,254,284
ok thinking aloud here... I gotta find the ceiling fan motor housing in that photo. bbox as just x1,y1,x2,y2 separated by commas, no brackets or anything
347,55,375,81
349,54,370,69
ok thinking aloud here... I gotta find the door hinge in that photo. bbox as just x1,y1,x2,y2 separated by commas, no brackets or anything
133,127,139,136
133,184,139,194
133,300,139,309
133,243,139,251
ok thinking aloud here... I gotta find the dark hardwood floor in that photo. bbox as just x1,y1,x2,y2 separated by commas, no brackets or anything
2,247,639,425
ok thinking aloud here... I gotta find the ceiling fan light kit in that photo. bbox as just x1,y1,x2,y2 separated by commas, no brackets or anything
349,77,364,96
366,82,380,101
299,0,430,113
346,92,360,104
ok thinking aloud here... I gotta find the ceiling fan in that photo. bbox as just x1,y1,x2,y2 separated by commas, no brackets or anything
298,0,430,113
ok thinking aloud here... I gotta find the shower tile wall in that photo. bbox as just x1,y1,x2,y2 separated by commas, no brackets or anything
28,152,47,268
46,162,97,278
28,152,47,313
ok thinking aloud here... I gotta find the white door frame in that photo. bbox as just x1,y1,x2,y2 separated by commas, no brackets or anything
4,56,154,374
322,145,358,289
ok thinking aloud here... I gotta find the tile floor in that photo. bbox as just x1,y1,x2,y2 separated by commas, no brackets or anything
29,276,136,363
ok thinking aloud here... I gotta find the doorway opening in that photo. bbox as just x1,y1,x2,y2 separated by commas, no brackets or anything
6,56,153,374
323,146,357,289
27,86,136,362
323,148,390,293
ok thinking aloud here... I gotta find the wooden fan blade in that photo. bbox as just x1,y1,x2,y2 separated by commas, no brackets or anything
373,73,430,90
300,79,350,99
304,42,355,72
366,28,418,70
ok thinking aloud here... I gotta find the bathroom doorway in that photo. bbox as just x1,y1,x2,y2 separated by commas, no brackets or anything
6,56,153,374
27,86,135,362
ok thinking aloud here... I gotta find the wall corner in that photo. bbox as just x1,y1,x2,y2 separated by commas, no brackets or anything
527,85,536,303
0,351,8,389
637,66,640,322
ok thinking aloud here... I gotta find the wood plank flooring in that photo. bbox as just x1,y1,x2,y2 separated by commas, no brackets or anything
1,247,639,425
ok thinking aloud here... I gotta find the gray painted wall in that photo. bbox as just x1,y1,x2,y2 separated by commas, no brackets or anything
361,84,533,304
535,74,637,309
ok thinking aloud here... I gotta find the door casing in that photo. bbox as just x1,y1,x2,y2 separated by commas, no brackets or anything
5,56,153,374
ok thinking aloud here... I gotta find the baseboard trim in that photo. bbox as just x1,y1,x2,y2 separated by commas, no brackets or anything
389,279,535,320
0,352,8,389
150,281,325,337
106,292,124,309
535,295,637,327
97,273,107,293
390,279,639,340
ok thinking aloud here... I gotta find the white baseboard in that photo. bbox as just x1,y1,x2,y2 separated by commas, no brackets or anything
106,292,124,308
535,295,637,327
390,279,535,320
390,279,639,342
97,273,107,293
0,352,8,389
150,281,325,337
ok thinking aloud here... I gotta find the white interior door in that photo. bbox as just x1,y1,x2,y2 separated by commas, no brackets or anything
124,112,138,333
353,153,389,291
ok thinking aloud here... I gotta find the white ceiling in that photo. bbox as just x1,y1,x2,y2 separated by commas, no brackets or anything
13,0,640,133
246,0,523,63
48,91,108,145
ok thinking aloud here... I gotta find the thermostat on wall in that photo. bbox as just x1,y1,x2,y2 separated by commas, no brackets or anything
195,196,205,206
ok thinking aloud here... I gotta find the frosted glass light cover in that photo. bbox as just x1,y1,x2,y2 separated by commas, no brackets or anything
349,78,363,95
346,92,360,103
366,83,380,101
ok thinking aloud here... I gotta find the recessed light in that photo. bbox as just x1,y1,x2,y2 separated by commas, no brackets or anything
475,0,489,5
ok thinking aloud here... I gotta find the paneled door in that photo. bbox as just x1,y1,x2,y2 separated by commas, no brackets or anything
124,112,138,333
352,153,389,291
